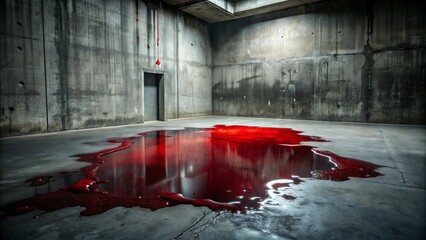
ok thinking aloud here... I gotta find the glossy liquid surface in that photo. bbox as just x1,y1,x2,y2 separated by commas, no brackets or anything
1,125,382,219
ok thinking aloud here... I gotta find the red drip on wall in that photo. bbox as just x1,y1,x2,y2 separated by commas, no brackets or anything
155,3,160,65
0,125,382,220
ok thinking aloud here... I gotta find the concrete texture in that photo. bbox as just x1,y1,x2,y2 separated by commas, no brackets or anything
210,0,426,124
164,0,323,22
0,0,47,134
1,116,425,239
2,0,425,137
0,0,212,136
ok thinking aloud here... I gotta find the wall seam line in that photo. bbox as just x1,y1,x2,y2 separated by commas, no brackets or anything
41,0,49,132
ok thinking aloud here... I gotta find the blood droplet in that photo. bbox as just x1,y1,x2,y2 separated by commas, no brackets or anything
28,176,52,186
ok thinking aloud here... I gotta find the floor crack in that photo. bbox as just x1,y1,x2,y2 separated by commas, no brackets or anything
379,129,408,187
174,210,222,239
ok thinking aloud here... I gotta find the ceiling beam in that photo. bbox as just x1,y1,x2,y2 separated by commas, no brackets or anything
163,0,326,22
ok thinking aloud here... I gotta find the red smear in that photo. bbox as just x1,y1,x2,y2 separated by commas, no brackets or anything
68,179,98,193
311,149,382,181
0,125,382,220
0,190,171,221
155,59,161,65
208,125,322,145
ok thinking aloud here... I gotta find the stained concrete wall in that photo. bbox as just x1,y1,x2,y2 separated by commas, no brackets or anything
0,0,212,136
2,0,424,136
0,0,47,134
177,11,212,117
211,0,426,124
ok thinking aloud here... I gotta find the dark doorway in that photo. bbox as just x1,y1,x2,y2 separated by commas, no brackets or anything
144,73,162,121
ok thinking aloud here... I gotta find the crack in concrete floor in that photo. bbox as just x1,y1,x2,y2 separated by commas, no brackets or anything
175,210,223,239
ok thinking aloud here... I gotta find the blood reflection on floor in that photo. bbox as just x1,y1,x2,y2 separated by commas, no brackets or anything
1,125,382,220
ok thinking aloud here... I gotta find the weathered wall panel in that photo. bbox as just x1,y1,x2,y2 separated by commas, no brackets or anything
211,0,426,124
0,0,47,135
367,0,426,124
1,0,212,136
369,49,426,123
177,13,212,117
43,0,145,131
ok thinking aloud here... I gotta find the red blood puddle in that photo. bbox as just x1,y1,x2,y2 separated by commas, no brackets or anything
0,125,382,220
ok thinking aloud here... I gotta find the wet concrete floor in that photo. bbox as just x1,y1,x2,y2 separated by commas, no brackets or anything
1,116,425,239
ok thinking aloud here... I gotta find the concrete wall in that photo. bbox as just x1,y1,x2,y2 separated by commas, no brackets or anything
210,0,426,124
177,10,212,117
2,0,424,137
0,0,212,136
0,0,47,134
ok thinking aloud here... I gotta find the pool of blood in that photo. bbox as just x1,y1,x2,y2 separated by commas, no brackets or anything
0,125,382,220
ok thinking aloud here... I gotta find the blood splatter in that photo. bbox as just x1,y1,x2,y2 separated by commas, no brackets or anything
0,125,382,220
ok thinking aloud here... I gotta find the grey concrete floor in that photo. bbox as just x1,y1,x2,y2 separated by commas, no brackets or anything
0,116,425,239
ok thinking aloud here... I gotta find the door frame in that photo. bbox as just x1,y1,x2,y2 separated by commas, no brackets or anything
142,69,165,121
